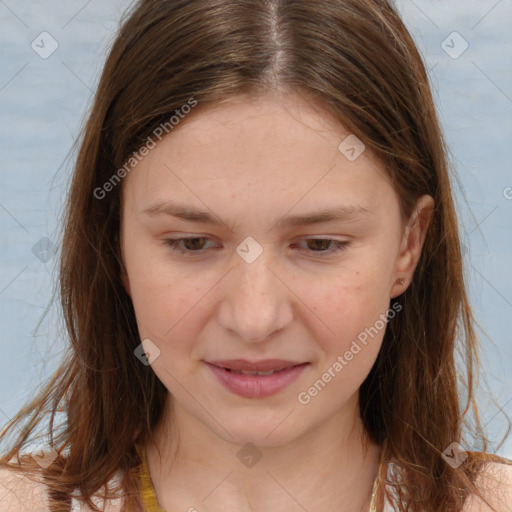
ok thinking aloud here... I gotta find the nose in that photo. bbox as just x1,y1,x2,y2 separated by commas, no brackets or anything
217,251,293,343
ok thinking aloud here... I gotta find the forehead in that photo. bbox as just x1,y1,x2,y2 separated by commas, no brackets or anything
121,93,396,219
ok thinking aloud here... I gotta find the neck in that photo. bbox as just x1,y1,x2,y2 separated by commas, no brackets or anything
146,393,382,512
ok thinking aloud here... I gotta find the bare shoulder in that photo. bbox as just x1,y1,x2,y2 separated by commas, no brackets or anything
463,461,512,512
0,463,126,512
0,465,50,512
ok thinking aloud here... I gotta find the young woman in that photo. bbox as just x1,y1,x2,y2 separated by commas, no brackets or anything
0,0,511,511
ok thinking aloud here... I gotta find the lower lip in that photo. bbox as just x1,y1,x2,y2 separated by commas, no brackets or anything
206,362,309,398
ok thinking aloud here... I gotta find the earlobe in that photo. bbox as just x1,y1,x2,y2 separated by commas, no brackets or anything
391,194,434,298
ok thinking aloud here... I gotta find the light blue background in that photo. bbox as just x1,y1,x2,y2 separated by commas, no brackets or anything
1,1,511,457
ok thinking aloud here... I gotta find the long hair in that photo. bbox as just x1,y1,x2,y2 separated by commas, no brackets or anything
0,0,509,510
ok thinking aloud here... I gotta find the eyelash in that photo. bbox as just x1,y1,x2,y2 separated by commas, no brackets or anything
163,237,350,257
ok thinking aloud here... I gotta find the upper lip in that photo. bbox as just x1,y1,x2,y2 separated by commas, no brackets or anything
207,359,307,372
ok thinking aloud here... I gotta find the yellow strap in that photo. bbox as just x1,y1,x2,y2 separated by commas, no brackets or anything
135,442,166,512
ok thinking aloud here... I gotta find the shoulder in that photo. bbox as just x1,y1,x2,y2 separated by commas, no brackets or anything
463,460,512,512
0,464,126,512
0,465,49,512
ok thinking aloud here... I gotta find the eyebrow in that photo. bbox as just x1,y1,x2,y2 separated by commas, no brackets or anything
142,199,371,229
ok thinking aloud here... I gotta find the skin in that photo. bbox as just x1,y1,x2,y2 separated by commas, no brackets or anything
119,92,434,512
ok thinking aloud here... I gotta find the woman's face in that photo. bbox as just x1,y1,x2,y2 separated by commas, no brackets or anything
120,93,430,447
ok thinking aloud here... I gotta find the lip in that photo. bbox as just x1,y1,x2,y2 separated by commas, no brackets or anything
208,359,305,372
205,360,309,398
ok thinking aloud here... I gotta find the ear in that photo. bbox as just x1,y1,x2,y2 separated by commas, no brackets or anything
390,194,434,298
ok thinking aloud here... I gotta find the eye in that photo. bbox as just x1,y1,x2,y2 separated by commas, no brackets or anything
164,237,215,255
292,238,350,255
163,237,350,257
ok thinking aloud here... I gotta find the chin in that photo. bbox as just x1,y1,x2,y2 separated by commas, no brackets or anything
209,410,306,449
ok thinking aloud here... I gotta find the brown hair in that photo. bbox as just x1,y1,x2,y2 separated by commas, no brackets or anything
1,0,510,510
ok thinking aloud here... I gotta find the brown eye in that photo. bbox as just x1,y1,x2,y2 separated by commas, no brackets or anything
295,239,350,255
164,237,213,255
306,239,334,251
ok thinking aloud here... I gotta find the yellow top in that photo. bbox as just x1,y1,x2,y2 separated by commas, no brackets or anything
135,443,166,512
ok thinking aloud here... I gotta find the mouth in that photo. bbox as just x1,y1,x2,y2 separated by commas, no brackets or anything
205,359,310,398
207,359,308,373
222,368,289,376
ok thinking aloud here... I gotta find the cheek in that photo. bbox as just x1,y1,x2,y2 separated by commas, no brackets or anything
295,256,394,346
127,272,213,382
129,277,208,343
292,272,390,411
123,240,209,343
